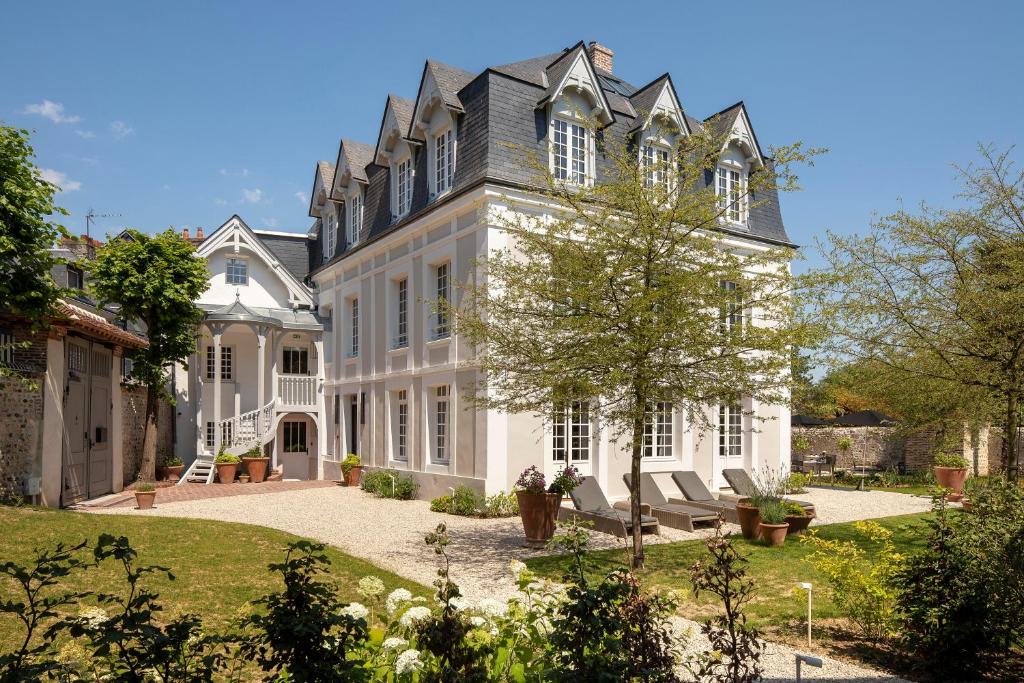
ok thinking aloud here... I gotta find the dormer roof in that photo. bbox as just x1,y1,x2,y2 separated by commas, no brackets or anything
628,74,689,136
331,139,375,199
374,94,416,166
706,101,764,167
308,161,335,218
535,42,615,126
409,60,477,141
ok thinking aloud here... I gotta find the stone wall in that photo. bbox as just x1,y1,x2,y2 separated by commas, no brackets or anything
0,374,44,499
792,425,903,470
121,385,173,484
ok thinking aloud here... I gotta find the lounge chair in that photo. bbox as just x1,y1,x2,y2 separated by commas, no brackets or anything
666,471,740,524
721,468,815,512
621,473,721,531
558,476,660,538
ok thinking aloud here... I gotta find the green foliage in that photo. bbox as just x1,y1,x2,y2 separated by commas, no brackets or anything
362,470,418,500
934,451,968,468
134,483,155,493
548,465,583,497
430,487,520,518
876,467,934,488
803,520,906,642
243,446,263,459
757,499,787,525
782,471,809,494
341,454,361,476
159,451,183,467
214,453,240,465
782,501,806,517
791,434,812,453
836,435,852,452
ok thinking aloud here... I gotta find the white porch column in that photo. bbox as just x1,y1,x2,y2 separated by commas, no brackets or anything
110,346,124,493
194,333,204,456
270,329,280,470
749,396,760,475
40,331,66,507
211,324,223,452
314,336,327,477
257,325,268,409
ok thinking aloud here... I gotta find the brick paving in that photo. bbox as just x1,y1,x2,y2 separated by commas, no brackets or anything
93,479,339,508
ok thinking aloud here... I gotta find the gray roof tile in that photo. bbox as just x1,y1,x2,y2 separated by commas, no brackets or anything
339,139,374,184
427,59,477,111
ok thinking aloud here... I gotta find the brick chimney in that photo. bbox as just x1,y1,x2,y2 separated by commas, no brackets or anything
196,226,204,240
588,42,613,73
182,227,190,240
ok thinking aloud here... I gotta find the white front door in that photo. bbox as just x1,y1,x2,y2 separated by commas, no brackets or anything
549,401,593,478
714,404,744,490
281,418,311,480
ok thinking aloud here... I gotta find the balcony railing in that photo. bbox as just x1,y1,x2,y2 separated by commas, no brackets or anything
278,375,317,407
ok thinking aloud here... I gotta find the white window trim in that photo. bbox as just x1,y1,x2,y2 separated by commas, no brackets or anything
641,141,674,193
205,345,234,382
347,189,363,248
551,400,592,465
347,296,359,358
225,256,249,286
716,161,748,227
324,209,337,259
392,155,414,219
392,276,409,349
391,389,409,463
642,401,674,460
431,384,450,465
549,114,593,187
718,403,743,459
432,261,450,340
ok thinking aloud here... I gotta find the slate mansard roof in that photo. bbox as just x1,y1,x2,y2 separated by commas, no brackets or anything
309,41,792,276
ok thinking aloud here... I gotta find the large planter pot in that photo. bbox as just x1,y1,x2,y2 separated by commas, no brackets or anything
785,513,815,535
216,463,238,484
344,465,363,487
758,522,790,547
243,457,270,484
935,466,968,501
156,465,183,482
135,491,156,510
516,491,561,548
735,500,761,540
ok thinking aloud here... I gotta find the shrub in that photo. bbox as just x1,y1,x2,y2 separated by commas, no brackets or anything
243,446,263,458
757,499,787,525
341,454,361,476
782,501,805,516
481,491,518,517
934,451,968,468
802,520,905,641
214,453,240,465
160,451,183,467
876,467,934,488
515,465,546,493
362,469,418,500
135,482,155,493
429,487,519,518
782,471,809,494
792,434,811,453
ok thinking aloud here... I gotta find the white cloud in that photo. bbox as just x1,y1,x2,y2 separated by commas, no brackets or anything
24,100,80,124
214,198,228,206
294,191,308,205
219,168,250,177
263,217,280,228
38,168,81,192
110,120,135,138
241,188,263,204
75,129,96,139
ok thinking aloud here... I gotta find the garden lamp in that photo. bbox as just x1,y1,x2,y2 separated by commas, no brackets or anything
795,653,822,682
797,582,813,646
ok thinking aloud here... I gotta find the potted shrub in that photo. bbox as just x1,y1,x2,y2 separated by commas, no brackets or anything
934,451,969,501
736,469,780,540
241,445,270,484
735,498,761,540
757,499,790,546
515,466,561,548
134,482,156,510
782,501,814,535
341,454,362,487
215,452,241,483
549,464,584,499
156,452,183,482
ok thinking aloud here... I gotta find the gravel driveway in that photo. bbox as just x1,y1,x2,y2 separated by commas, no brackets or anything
89,485,926,681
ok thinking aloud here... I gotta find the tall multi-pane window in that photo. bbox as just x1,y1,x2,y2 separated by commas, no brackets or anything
642,144,671,191
718,404,742,459
205,346,233,381
282,347,309,375
226,258,248,285
396,159,413,217
720,281,745,332
283,421,307,453
435,262,450,339
642,402,673,459
434,128,453,195
0,330,14,366
349,297,359,357
717,166,745,223
324,212,336,258
347,192,362,247
552,118,588,184
394,390,408,461
434,385,449,463
205,421,215,450
395,278,408,348
552,401,591,464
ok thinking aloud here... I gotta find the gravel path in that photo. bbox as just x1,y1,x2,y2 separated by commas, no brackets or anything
87,484,926,681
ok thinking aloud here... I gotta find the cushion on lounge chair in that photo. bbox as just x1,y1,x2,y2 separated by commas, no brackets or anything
722,468,815,509
622,473,670,506
672,471,719,502
569,476,614,512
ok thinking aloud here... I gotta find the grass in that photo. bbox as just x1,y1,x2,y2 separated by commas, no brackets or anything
808,482,936,496
0,505,427,652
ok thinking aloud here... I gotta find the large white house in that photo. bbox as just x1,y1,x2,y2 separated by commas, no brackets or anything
176,41,793,500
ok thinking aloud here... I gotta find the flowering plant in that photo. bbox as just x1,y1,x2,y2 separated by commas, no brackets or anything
515,465,546,494
549,465,584,496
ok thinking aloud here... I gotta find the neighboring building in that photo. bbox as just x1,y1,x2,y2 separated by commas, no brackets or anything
300,41,794,499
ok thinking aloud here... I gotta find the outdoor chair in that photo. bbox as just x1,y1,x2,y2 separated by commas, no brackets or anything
559,476,660,538
665,471,740,524
621,473,721,531
721,468,816,512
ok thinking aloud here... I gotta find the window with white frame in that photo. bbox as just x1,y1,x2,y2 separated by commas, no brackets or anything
433,127,454,196
205,421,215,450
720,280,745,332
0,329,13,366
717,165,746,224
719,403,742,459
282,346,309,375
393,389,408,461
347,191,363,247
226,258,248,286
552,118,588,184
552,401,591,464
434,385,449,463
324,210,337,259
434,262,450,339
205,346,233,381
394,277,408,348
283,420,307,453
642,402,673,459
348,297,359,357
220,420,234,448
395,158,413,218
642,144,672,191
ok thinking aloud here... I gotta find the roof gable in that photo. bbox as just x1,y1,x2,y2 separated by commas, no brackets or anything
308,161,335,217
331,138,375,199
409,60,477,141
629,74,689,136
374,94,415,166
707,102,764,167
536,42,614,126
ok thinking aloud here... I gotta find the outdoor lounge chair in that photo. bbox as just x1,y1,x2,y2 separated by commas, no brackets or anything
558,476,660,538
721,468,815,512
620,473,721,531
665,471,740,524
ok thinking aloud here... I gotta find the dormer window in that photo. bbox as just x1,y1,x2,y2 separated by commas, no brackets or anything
324,209,337,259
394,157,413,218
717,165,747,225
552,117,588,185
347,190,363,248
642,144,671,192
432,127,454,196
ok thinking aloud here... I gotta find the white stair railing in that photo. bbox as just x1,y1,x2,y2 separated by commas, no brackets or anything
278,375,316,406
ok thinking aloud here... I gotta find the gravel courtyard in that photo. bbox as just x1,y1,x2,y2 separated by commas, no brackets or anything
89,485,929,681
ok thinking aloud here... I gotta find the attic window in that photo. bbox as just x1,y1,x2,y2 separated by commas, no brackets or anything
552,117,588,185
433,127,454,196
717,165,747,225
226,257,248,286
347,191,363,247
395,158,413,218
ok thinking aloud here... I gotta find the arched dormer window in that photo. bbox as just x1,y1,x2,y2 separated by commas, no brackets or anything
717,144,748,226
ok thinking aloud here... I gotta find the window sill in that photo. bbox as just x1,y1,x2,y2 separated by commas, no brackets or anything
719,218,750,231
387,345,409,356
425,461,451,475
425,335,451,347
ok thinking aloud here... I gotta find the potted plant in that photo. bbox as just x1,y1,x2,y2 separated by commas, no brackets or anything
549,464,584,499
515,466,561,548
757,499,790,546
215,451,241,483
782,501,814,535
241,445,270,484
134,482,156,510
736,469,780,540
934,451,969,501
341,454,362,487
156,451,183,481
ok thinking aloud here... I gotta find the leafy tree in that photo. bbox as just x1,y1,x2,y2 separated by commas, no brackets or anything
448,112,821,566
90,229,208,481
815,146,1024,476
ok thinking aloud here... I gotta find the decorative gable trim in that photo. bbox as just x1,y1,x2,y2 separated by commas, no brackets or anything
410,63,459,142
630,75,689,137
374,95,416,167
708,102,764,168
308,161,335,218
536,42,614,126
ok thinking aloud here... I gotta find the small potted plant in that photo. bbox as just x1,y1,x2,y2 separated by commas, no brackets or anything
515,466,561,548
782,501,814,535
215,450,241,483
757,499,790,546
241,445,270,484
156,452,183,482
135,482,156,510
549,464,584,499
341,454,362,487
934,451,969,501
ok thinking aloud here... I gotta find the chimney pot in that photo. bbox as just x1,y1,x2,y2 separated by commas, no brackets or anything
588,41,614,73
182,228,190,240
196,227,204,240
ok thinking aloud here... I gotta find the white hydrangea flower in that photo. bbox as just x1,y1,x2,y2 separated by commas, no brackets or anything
399,605,432,627
386,588,413,615
446,596,470,612
477,598,506,618
341,602,369,621
395,648,423,675
382,636,408,650
470,616,487,627
78,607,108,629
358,576,385,600
509,559,527,579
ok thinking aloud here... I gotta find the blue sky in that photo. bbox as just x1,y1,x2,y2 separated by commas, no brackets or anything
3,1,1021,274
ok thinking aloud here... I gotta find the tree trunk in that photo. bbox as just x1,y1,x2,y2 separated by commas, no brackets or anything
629,413,645,570
1006,386,1020,481
139,383,160,482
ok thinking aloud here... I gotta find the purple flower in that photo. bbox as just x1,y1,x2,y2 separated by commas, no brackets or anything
515,465,546,493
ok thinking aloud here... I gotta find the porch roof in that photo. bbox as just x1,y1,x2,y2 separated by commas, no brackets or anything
200,300,323,331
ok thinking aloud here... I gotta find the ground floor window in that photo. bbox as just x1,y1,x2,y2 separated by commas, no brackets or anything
552,401,591,464
433,385,449,463
393,390,408,461
719,404,742,458
643,402,673,459
220,421,234,448
205,421,215,450
283,420,307,453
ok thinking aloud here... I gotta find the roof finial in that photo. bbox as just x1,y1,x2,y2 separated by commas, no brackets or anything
235,288,240,302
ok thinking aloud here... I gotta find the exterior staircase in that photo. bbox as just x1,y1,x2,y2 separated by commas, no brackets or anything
178,399,277,485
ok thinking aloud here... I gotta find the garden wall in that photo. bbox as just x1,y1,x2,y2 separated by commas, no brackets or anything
121,385,173,484
0,374,44,499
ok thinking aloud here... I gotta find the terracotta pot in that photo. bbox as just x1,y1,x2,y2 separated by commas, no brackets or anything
243,457,270,484
935,466,968,501
785,512,815,535
516,491,561,547
135,491,156,510
735,500,761,540
344,465,363,487
758,522,790,547
216,463,238,484
156,465,183,482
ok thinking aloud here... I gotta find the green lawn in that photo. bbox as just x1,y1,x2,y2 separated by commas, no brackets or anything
526,512,934,628
809,483,936,496
0,505,427,652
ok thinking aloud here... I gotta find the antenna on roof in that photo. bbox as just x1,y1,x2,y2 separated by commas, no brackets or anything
85,208,123,240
